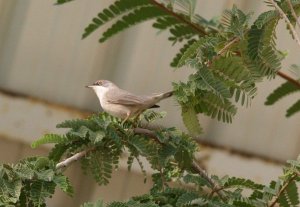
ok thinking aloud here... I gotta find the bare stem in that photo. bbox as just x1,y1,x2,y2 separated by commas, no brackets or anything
269,0,300,48
149,0,300,89
278,71,300,87
269,174,298,207
56,148,95,169
148,0,207,36
287,0,300,29
217,37,240,56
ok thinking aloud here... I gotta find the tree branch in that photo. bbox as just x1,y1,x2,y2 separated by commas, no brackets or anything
278,71,300,87
56,148,95,169
149,0,300,89
287,0,300,29
148,0,207,36
269,174,298,207
269,0,300,48
217,37,240,56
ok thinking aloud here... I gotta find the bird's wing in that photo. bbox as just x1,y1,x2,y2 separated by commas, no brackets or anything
105,89,145,106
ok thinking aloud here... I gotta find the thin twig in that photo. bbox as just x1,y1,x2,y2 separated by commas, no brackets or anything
269,174,297,207
148,0,300,89
217,37,240,56
287,0,300,29
269,0,300,48
56,148,95,169
278,71,300,87
148,0,207,36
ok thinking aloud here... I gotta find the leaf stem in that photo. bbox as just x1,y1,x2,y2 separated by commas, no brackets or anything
269,174,298,207
56,148,95,169
149,0,300,89
148,0,207,36
269,0,300,47
286,0,300,29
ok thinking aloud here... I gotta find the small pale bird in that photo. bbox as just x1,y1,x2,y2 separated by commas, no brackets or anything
86,80,173,123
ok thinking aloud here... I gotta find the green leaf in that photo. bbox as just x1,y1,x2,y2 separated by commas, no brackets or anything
222,176,264,190
183,174,211,187
30,180,56,206
197,93,237,123
0,178,22,204
55,0,75,5
31,134,65,148
83,0,151,39
192,67,232,100
142,110,166,123
176,192,200,206
181,105,202,135
99,6,167,42
265,81,300,105
278,180,299,207
81,200,104,207
178,36,219,67
247,11,281,78
286,99,300,117
170,39,197,67
53,175,74,196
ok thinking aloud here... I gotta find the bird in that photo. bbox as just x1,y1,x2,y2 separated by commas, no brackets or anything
86,80,173,123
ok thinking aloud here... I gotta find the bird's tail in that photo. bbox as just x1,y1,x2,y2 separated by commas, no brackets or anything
153,91,173,101
161,91,173,99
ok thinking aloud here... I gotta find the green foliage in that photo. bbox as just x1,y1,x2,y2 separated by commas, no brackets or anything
181,105,202,135
81,0,203,43
4,1,300,206
265,81,299,105
81,200,104,207
221,5,252,38
0,157,73,207
82,0,152,39
247,10,282,78
265,64,300,117
33,113,197,190
84,157,300,207
55,0,75,5
286,99,300,117
278,181,299,207
177,35,220,67
31,134,66,149
220,176,264,190
170,39,197,67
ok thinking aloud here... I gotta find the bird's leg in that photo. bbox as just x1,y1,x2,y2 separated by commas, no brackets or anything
121,113,130,126
132,110,145,127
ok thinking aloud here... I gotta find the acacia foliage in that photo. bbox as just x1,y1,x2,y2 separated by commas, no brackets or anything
2,0,300,206
56,0,300,134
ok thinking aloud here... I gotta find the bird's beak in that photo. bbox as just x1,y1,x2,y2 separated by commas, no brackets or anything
85,85,93,88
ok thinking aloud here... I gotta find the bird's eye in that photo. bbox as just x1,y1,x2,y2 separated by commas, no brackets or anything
94,81,102,86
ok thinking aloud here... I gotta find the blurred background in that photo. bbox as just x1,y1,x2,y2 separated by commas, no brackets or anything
0,0,300,206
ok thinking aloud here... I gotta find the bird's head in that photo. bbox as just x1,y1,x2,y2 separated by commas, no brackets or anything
86,80,118,95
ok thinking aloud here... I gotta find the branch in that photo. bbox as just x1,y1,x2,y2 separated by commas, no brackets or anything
269,174,298,207
56,148,95,169
150,0,300,89
278,71,300,87
217,37,240,56
287,0,300,29
269,0,300,48
148,0,207,36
